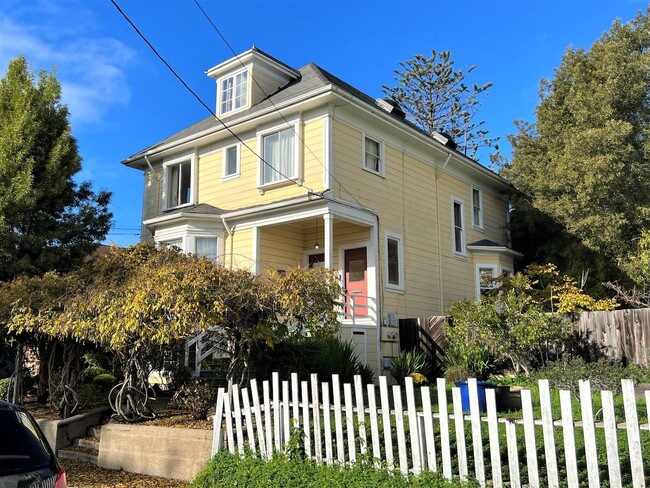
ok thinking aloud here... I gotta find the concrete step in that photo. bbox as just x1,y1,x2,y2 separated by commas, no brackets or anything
75,437,100,451
57,447,98,465
87,425,102,438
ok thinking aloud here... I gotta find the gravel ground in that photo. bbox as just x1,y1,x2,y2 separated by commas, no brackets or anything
60,459,190,488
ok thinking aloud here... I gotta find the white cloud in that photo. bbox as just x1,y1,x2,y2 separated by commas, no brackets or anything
0,1,135,128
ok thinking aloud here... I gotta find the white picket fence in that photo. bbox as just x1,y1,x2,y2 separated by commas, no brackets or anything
211,373,650,487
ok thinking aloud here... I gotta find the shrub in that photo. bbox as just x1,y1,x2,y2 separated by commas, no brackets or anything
92,373,117,390
171,379,217,420
251,336,374,384
532,357,646,394
191,450,476,488
76,383,103,409
389,350,431,385
0,377,11,400
80,366,108,384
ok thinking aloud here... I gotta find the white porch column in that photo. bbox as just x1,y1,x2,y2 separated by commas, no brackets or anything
323,213,334,269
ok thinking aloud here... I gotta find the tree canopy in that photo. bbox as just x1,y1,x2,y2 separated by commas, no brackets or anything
382,50,498,159
0,56,112,281
504,9,650,283
3,244,342,388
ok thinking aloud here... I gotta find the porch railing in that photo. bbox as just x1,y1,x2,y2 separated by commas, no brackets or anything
341,293,377,325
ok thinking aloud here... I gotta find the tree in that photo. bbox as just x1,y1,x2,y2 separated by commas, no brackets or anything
5,244,342,420
504,9,650,278
0,56,112,281
382,50,498,159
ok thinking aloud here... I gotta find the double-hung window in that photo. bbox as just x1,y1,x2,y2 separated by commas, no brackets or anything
472,188,483,228
453,199,465,254
363,135,382,175
165,159,192,209
220,69,248,115
385,232,404,290
477,265,497,298
261,126,297,186
223,145,240,179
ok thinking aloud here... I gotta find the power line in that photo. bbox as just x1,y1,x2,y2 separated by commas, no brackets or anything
192,0,373,213
110,0,304,189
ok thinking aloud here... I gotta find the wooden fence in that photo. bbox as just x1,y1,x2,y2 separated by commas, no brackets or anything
212,373,650,487
575,308,650,366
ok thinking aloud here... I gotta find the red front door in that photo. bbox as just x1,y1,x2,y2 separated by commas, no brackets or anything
344,247,368,318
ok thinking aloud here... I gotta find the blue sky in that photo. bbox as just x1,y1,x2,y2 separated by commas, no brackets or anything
0,0,646,246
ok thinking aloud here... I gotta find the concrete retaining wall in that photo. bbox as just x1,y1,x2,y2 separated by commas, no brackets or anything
36,407,110,453
98,423,213,481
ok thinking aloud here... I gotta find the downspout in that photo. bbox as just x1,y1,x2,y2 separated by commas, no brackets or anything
375,213,382,377
221,215,234,269
436,152,452,313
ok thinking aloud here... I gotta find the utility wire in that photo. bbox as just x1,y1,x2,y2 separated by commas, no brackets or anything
110,0,304,189
192,0,374,214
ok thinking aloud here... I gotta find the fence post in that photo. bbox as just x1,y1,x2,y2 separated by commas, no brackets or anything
232,384,245,457
332,374,345,464
421,386,437,472
344,382,356,464
272,373,281,452
601,390,622,488
241,388,256,455
301,380,311,458
250,379,267,459
367,384,381,467
211,388,226,455
622,379,645,488
311,374,322,463
521,388,539,488
452,387,468,480
505,420,521,488
539,379,559,488
392,384,408,475
560,390,579,487
486,388,502,487
323,382,333,464
578,380,600,488
468,378,485,487
437,378,452,480
354,375,367,456
379,376,394,471
405,377,421,475
282,381,290,450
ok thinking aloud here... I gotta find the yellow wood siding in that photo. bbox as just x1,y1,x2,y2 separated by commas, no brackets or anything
227,228,254,271
259,225,305,273
197,118,326,211
331,118,510,318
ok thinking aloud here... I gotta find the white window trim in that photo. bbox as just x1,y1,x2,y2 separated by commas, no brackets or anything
384,231,404,292
451,197,466,257
222,144,240,180
217,67,250,117
476,264,498,300
161,153,196,211
256,118,302,191
361,132,385,177
472,187,484,230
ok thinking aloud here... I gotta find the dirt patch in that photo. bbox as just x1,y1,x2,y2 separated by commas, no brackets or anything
108,396,212,431
60,459,189,488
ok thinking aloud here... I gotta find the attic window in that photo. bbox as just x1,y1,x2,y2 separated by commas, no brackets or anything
220,69,248,115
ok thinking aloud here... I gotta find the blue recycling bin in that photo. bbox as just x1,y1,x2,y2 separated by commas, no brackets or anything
455,380,492,413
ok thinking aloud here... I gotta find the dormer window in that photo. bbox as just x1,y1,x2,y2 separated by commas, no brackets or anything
219,69,249,115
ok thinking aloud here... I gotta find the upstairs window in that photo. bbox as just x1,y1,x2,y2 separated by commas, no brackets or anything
261,127,296,185
453,200,465,254
223,145,240,179
363,135,383,175
220,69,248,115
472,188,483,228
165,159,192,209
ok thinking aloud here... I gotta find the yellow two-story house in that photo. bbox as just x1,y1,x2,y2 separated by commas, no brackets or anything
123,48,519,375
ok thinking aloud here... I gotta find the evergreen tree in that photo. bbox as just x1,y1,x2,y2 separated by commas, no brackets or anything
0,56,111,280
382,50,498,159
504,9,650,284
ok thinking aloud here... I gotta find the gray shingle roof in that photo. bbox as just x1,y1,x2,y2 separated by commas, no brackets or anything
162,203,225,216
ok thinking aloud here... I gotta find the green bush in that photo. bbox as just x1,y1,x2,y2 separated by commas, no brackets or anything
532,357,647,394
92,373,117,390
389,350,431,385
171,379,217,420
251,337,374,384
192,450,476,488
0,377,11,400
80,366,108,384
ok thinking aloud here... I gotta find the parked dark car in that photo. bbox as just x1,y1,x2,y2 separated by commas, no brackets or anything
0,400,66,488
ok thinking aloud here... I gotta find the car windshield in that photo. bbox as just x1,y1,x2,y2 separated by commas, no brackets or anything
0,406,53,475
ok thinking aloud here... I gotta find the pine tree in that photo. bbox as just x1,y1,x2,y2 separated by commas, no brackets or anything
0,56,112,280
